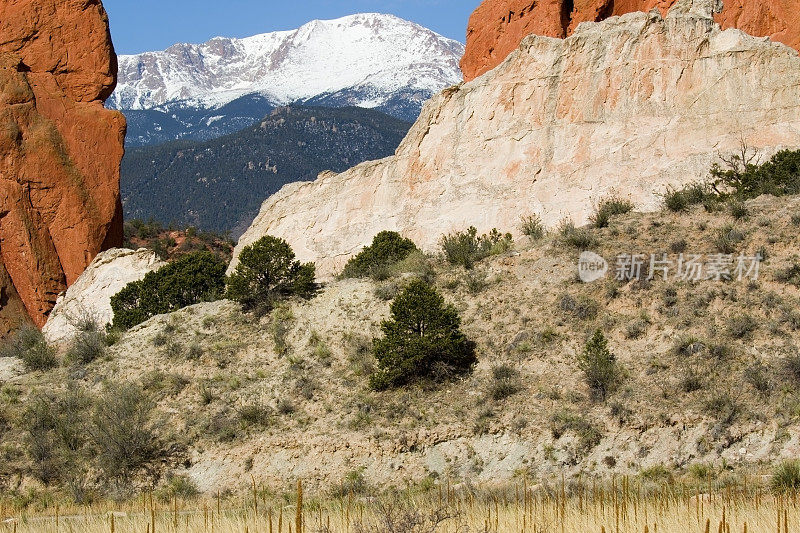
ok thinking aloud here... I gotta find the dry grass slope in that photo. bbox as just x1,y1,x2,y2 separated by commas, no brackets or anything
3,194,800,508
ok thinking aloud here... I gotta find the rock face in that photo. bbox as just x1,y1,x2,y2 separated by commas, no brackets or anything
0,0,126,334
232,2,800,277
461,0,800,81
42,249,165,345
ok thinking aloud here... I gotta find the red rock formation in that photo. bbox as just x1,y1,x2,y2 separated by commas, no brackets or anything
461,0,800,81
0,0,125,334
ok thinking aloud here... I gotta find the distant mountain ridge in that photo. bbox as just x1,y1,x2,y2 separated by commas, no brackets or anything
121,106,411,237
109,14,464,145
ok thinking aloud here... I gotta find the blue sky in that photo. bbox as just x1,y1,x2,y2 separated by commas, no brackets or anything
103,0,479,55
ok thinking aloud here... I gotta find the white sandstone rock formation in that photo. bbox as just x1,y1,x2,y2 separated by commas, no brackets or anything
43,249,165,345
231,2,800,277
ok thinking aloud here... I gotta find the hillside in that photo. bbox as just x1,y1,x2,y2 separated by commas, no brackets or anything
120,94,275,148
110,13,464,145
4,193,800,495
122,219,235,262
121,106,411,236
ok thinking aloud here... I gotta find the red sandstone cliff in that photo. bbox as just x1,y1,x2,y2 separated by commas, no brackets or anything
461,0,800,81
0,0,125,333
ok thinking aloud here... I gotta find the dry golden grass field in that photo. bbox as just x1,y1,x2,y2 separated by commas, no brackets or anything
3,478,800,533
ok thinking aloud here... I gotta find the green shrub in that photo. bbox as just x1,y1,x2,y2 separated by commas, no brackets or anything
679,368,703,393
440,227,512,269
783,353,800,384
744,361,772,396
559,294,599,320
391,250,436,284
373,281,400,301
276,398,296,415
557,220,598,250
639,465,673,482
624,318,649,339
340,231,419,280
152,331,168,347
712,149,800,199
23,386,91,486
663,183,712,212
205,410,239,442
548,410,603,455
270,306,293,356
473,406,495,435
65,331,106,365
163,340,183,359
199,383,215,405
308,333,332,366
577,330,621,401
489,365,522,401
346,334,374,377
370,280,477,390
673,336,706,356
688,463,716,481
590,197,634,228
187,343,203,361
91,382,163,481
464,269,489,294
156,475,199,502
331,468,369,498
726,313,758,339
709,343,732,360
226,236,316,314
111,251,226,330
771,461,800,493
728,201,749,220
104,328,122,346
662,287,679,307
713,225,745,254
670,239,688,254
19,382,175,493
141,370,189,397
520,215,545,240
775,263,800,286
0,327,57,372
238,403,272,428
703,393,739,424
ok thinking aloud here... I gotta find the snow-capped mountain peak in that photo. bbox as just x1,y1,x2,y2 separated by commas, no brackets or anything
109,13,465,113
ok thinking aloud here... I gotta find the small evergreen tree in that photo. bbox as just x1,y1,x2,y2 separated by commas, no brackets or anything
340,231,419,280
577,329,621,401
371,280,476,390
111,251,226,330
226,235,316,314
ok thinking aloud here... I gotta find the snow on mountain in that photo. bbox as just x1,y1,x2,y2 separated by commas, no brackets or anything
109,13,465,113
